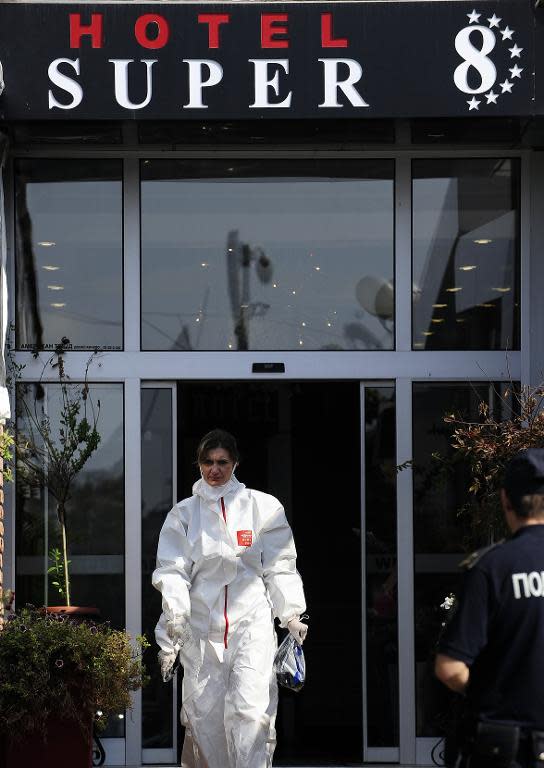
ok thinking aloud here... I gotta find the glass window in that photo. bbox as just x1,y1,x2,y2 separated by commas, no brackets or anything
15,159,123,351
141,388,174,750
365,386,398,748
15,383,125,623
141,159,394,351
412,382,512,738
15,382,125,736
412,159,520,350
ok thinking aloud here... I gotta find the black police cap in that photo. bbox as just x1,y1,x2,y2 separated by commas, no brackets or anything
503,448,544,498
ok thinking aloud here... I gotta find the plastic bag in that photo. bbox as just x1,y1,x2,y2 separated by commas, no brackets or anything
274,634,306,692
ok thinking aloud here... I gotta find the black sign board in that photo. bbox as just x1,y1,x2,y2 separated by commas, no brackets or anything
0,2,536,120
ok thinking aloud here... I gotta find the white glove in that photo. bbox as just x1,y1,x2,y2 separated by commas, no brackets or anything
158,650,177,683
166,618,193,648
287,616,308,645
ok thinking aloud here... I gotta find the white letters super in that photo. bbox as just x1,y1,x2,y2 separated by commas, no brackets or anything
183,60,224,109
318,58,369,108
48,58,83,110
109,59,157,110
249,60,292,109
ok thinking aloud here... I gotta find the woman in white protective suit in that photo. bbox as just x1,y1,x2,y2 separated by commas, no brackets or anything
152,428,308,768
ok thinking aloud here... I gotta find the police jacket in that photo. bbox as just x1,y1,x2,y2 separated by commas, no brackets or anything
438,524,544,727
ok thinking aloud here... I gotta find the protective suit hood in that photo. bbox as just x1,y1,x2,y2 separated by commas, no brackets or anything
192,474,243,504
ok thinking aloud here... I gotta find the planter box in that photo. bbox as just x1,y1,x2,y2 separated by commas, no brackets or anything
0,717,92,768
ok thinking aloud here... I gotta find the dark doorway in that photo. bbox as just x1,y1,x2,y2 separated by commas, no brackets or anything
177,381,363,765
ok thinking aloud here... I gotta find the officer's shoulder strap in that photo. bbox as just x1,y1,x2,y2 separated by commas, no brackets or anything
459,540,506,570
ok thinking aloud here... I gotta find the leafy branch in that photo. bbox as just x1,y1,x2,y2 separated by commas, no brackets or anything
14,341,101,606
444,383,544,544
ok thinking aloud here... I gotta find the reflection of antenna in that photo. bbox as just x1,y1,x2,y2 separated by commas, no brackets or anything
226,230,273,350
356,276,394,320
356,276,420,332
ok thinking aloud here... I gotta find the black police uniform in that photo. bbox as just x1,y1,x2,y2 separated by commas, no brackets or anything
438,525,544,767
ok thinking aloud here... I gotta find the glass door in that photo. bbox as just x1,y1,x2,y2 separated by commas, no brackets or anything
140,380,399,766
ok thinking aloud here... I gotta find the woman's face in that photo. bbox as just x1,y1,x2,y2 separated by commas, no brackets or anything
200,447,236,486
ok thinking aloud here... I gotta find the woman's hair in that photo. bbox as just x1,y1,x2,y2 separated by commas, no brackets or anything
196,429,240,466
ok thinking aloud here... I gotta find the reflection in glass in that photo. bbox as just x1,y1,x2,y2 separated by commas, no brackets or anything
141,389,174,749
15,382,125,736
15,159,123,351
412,159,520,350
365,386,398,747
141,159,394,351
412,383,512,737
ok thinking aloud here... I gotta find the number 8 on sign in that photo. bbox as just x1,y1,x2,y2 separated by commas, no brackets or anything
454,26,497,94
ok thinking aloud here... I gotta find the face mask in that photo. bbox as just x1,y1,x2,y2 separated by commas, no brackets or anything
194,472,239,502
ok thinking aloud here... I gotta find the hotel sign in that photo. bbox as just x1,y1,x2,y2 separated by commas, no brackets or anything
0,2,536,119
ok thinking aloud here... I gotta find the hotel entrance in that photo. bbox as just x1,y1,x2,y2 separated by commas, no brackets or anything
141,380,397,765
7,122,528,766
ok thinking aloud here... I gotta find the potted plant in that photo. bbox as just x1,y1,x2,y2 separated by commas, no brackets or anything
444,382,544,545
14,341,100,609
0,605,149,768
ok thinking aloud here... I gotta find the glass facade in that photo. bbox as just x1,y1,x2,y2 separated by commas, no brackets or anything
141,388,175,750
365,386,398,748
141,159,394,351
412,159,520,350
412,382,513,739
8,147,528,766
15,159,123,352
15,382,125,623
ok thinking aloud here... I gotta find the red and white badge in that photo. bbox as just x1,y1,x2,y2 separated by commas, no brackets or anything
237,530,253,547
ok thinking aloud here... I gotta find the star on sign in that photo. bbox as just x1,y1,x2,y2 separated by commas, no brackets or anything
500,79,513,93
501,26,514,40
485,90,498,104
509,44,523,58
509,64,523,79
487,14,501,28
467,97,481,110
467,9,481,23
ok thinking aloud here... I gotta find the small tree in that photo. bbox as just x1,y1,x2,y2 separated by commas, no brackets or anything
15,344,100,606
444,383,544,544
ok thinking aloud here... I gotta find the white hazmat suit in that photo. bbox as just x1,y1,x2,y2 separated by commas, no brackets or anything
152,474,306,768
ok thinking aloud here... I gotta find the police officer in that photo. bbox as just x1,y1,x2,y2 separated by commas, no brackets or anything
435,447,544,768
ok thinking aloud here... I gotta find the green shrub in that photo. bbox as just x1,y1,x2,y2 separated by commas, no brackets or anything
0,607,149,741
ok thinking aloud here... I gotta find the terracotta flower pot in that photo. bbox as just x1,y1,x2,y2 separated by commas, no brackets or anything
44,606,100,621
0,716,92,768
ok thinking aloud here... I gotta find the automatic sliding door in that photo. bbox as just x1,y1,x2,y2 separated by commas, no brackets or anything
141,386,177,765
362,385,399,761
139,380,401,766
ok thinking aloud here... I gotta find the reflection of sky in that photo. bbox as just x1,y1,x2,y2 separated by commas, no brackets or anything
21,178,123,349
413,177,517,347
141,179,394,350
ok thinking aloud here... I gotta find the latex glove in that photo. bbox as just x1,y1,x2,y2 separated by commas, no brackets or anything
166,618,193,648
158,650,177,683
287,616,308,645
